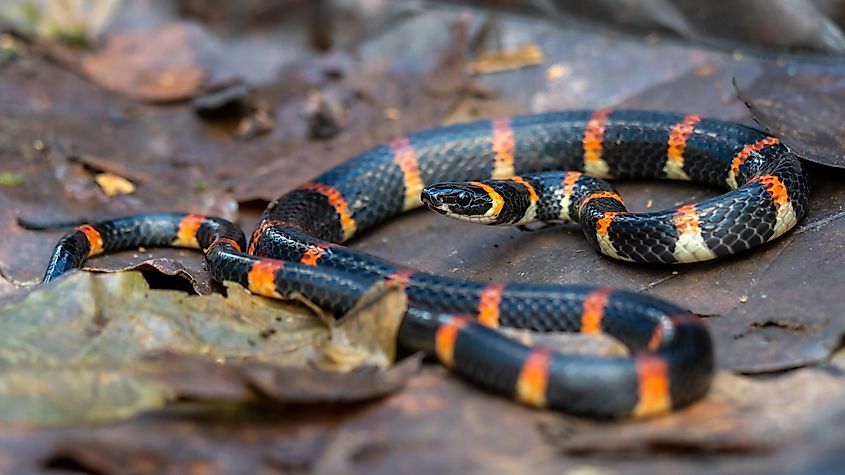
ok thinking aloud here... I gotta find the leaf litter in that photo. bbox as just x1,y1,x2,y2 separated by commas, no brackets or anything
0,271,415,426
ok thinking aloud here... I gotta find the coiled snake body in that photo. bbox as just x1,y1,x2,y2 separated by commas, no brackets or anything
41,110,808,418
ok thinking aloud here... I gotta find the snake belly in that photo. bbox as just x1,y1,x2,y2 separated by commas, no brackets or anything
41,109,808,418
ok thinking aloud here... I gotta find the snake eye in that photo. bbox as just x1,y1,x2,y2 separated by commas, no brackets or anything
455,190,472,208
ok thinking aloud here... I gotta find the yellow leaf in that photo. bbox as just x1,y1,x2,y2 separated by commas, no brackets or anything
95,172,135,196
468,44,545,75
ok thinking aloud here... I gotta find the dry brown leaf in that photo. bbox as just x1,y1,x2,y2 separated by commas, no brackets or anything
81,22,207,102
314,282,407,372
0,272,417,425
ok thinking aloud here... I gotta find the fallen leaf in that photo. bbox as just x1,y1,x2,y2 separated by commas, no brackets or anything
81,22,207,102
468,44,544,75
315,282,407,371
542,351,845,454
0,271,416,425
736,71,845,169
95,172,135,196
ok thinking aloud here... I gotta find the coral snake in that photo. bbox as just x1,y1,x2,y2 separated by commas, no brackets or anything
41,110,808,418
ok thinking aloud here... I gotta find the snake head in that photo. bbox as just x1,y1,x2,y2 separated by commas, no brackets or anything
421,181,502,224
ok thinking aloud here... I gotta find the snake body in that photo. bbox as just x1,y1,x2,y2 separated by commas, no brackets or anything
41,110,809,418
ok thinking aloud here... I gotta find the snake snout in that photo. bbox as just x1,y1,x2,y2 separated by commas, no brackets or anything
420,186,443,207
421,183,462,213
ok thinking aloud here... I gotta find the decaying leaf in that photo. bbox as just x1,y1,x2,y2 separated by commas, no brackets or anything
735,71,845,169
0,271,416,425
315,282,406,371
81,22,207,102
542,351,845,454
468,44,544,75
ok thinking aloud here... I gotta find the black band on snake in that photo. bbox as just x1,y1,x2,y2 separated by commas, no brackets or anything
39,110,809,418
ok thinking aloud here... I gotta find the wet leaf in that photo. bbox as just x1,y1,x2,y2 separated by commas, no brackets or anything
468,0,845,55
736,69,845,169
